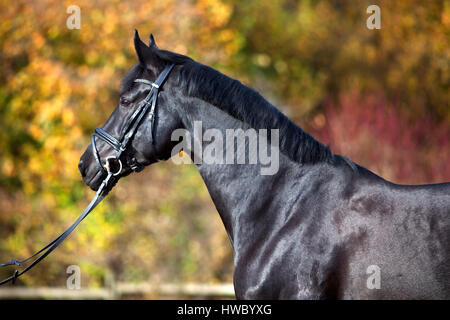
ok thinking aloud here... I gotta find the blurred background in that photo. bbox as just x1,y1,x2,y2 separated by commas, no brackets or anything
0,0,449,298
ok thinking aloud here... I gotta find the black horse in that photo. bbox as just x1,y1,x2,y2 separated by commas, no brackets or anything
79,31,450,299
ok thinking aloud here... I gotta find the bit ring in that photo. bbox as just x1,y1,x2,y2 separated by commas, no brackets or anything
104,157,122,176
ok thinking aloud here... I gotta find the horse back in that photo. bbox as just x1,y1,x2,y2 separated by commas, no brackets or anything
335,163,450,299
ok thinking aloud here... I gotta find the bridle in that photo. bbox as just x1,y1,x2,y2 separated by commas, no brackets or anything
0,64,174,285
92,64,174,175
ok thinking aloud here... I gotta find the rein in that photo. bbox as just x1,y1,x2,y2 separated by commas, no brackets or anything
0,64,174,285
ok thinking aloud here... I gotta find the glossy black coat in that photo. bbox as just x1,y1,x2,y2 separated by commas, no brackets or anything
79,31,450,299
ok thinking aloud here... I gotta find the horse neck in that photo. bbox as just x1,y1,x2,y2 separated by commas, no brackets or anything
177,97,301,249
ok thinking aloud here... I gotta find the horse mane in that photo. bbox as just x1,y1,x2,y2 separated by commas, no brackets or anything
121,50,333,164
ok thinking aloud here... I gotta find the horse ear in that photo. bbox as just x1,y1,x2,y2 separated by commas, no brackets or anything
149,33,158,48
133,29,162,73
134,29,148,65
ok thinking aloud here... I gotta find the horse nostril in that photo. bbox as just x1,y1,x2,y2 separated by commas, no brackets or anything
78,160,86,177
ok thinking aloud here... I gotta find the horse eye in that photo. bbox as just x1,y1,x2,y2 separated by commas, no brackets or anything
120,97,131,106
